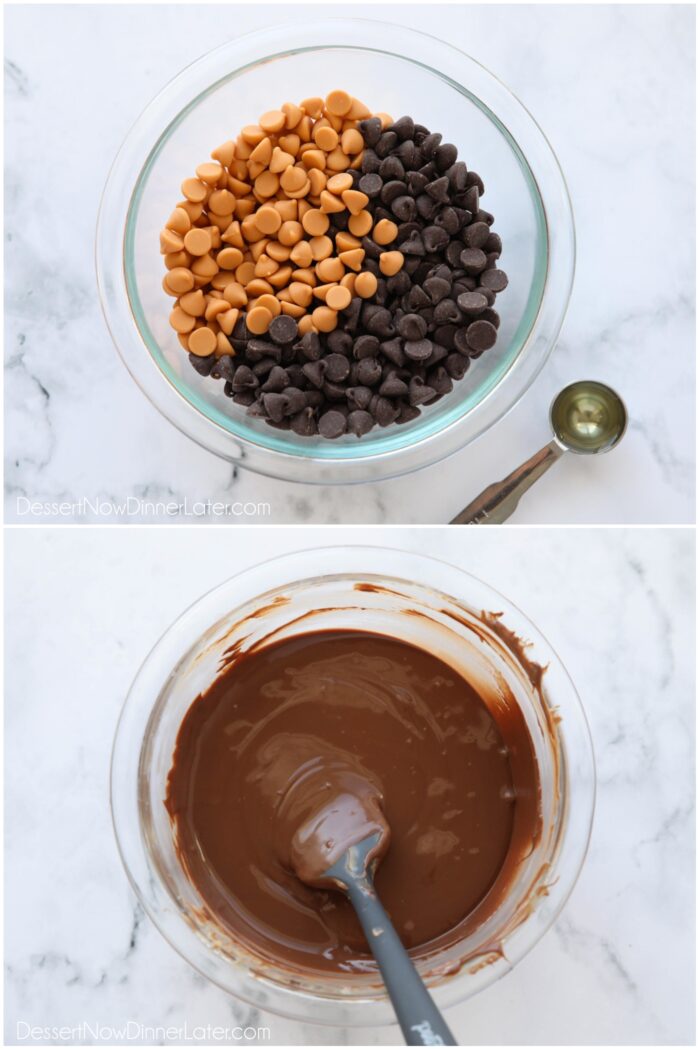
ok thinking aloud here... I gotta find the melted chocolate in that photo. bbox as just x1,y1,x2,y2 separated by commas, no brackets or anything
165,630,541,976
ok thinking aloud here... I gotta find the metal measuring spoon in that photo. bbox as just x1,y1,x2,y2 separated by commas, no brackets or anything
451,380,627,525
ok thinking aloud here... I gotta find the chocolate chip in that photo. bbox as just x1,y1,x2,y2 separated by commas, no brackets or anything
404,338,434,362
425,176,450,203
324,353,351,382
424,277,451,303
302,360,326,388
189,353,215,376
210,356,234,381
359,117,382,146
375,131,398,158
390,115,415,141
261,365,290,393
408,376,436,405
434,143,458,171
347,386,373,410
457,291,489,315
297,331,322,361
480,269,509,292
361,149,381,174
290,407,317,436
460,248,488,275
318,410,347,439
353,335,380,359
355,358,383,386
232,365,258,391
372,396,399,427
379,156,405,181
467,320,498,351
268,314,298,345
398,313,427,341
359,173,383,198
422,225,450,252
464,221,491,249
433,299,462,325
379,372,409,397
391,196,417,222
263,392,288,423
445,353,470,380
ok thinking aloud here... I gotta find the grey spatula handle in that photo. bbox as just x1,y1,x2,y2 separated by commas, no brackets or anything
346,877,457,1046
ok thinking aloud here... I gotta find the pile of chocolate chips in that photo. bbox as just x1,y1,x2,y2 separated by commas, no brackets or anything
189,116,508,439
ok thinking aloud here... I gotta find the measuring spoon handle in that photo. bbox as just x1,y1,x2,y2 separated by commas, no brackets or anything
346,878,457,1046
450,440,564,525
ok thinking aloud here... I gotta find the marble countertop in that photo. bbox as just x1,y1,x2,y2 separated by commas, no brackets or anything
5,526,695,1045
4,4,695,524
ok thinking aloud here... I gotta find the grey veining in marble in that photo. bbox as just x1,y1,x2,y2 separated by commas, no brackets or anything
4,527,695,1044
3,4,695,524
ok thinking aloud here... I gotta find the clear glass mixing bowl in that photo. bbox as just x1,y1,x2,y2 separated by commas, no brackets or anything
111,547,594,1027
96,19,575,484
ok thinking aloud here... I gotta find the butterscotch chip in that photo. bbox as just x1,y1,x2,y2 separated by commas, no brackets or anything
166,207,191,234
300,96,324,118
307,169,327,196
256,294,282,317
309,235,333,261
291,267,316,286
312,305,339,332
254,171,279,197
319,190,345,214
235,261,256,285
218,308,239,336
164,250,191,270
316,257,344,283
216,330,234,356
275,199,298,222
312,283,332,302
314,125,339,151
170,306,196,333
254,205,282,235
183,228,212,256
164,268,194,295
325,90,352,116
325,148,351,172
338,248,365,271
290,241,313,267
335,231,361,252
375,112,394,128
177,332,192,350
241,125,266,145
341,128,364,155
269,147,294,173
222,221,245,248
259,110,286,133
289,281,313,307
326,173,353,195
279,133,301,156
160,228,184,254
278,220,304,246
254,255,279,278
347,97,371,120
373,218,399,245
282,102,303,129
379,251,404,276
249,137,272,165
188,327,217,356
191,254,219,278
326,285,352,311
205,298,231,322
179,289,206,316
340,273,357,294
301,209,330,237
348,210,373,237
229,176,252,197
249,238,270,262
223,282,248,307
302,149,326,171
267,241,291,262
177,199,204,222
196,162,223,185
208,189,236,215
280,165,308,193
280,302,306,319
246,278,274,297
355,271,378,298
342,189,369,216
267,265,293,289
284,177,311,200
181,178,208,203
298,314,315,335
211,140,235,167
246,306,273,334
210,271,233,291
217,247,243,270
236,199,257,219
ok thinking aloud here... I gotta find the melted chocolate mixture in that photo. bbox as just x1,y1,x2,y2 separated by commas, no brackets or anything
165,630,541,976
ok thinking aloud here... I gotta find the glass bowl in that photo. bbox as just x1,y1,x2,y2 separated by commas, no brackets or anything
96,19,575,485
111,547,595,1027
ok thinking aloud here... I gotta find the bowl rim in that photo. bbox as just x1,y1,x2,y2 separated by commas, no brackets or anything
96,17,576,484
110,544,596,1027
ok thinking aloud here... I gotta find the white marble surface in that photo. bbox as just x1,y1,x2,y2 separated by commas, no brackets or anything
5,527,695,1045
4,4,695,524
